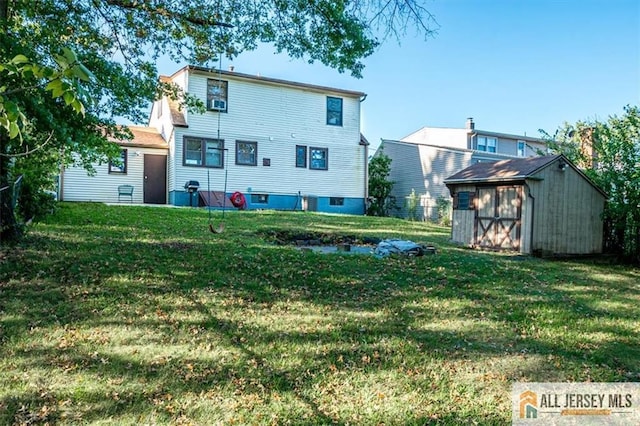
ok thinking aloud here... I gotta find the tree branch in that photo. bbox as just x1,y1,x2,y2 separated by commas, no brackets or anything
0,130,54,158
104,0,233,27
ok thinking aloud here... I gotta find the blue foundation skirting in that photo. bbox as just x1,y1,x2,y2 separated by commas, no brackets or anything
169,191,365,215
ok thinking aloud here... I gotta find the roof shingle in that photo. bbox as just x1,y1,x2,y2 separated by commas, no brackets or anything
114,126,168,149
444,155,559,183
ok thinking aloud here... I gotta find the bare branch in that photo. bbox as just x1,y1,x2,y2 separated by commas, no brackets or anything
0,131,54,158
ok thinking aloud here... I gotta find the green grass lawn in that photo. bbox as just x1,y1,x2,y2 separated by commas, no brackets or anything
1,203,638,425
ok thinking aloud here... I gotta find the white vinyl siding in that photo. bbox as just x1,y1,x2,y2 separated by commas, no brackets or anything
62,147,167,204
169,72,364,198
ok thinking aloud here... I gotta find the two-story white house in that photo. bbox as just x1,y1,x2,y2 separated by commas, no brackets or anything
378,118,548,220
61,66,369,214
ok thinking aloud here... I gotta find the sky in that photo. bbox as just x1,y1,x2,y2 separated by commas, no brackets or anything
154,0,640,154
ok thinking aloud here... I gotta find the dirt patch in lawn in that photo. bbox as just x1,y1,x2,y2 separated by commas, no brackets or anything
258,230,381,246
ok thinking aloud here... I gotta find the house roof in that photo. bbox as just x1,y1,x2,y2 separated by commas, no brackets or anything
184,65,366,98
444,154,607,197
115,126,168,150
159,76,188,128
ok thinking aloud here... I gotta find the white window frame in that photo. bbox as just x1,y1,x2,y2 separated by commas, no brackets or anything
477,136,497,153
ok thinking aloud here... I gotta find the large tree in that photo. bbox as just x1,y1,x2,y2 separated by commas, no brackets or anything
542,105,640,263
0,0,437,241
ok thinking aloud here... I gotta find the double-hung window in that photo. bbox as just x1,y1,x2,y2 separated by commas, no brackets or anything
109,149,127,174
517,140,526,157
184,136,224,168
207,79,228,112
236,141,257,166
477,136,497,153
326,96,343,126
309,147,328,170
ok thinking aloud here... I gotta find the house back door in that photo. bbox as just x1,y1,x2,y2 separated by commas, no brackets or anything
143,154,167,204
474,186,522,250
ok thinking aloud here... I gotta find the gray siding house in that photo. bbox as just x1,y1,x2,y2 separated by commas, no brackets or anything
378,118,547,220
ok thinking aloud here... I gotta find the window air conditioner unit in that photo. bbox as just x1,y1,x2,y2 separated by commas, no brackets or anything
208,99,226,110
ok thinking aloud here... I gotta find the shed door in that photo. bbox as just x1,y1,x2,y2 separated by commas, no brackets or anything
143,154,167,204
474,186,522,250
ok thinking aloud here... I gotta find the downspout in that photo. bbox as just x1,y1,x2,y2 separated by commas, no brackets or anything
364,143,368,202
360,94,368,215
359,138,369,215
467,131,477,150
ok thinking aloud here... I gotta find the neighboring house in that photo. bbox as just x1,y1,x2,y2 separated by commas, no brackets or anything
62,66,369,214
378,118,547,220
61,126,169,204
444,155,606,256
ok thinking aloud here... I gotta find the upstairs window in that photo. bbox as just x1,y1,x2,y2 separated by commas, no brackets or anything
109,149,127,174
326,96,343,126
207,79,228,112
477,136,497,153
184,136,224,168
517,140,526,157
236,141,257,166
309,147,328,170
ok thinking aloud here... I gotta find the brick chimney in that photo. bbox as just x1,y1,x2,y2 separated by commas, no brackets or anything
466,117,475,130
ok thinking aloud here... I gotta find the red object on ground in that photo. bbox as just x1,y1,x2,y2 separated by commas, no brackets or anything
230,191,246,209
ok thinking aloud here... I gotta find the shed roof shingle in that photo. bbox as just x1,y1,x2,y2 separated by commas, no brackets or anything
444,155,559,183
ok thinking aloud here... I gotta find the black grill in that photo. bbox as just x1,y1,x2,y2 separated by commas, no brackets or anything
184,180,200,207
184,180,200,192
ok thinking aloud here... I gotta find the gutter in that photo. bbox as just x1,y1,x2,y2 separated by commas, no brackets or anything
359,94,369,214
467,131,477,150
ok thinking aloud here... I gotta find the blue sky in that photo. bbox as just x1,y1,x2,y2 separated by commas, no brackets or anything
156,0,639,153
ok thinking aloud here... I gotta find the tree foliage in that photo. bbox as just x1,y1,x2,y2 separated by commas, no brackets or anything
543,105,640,263
367,150,394,216
0,0,437,241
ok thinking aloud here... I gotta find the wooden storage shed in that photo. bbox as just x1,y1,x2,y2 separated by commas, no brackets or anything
444,155,606,256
